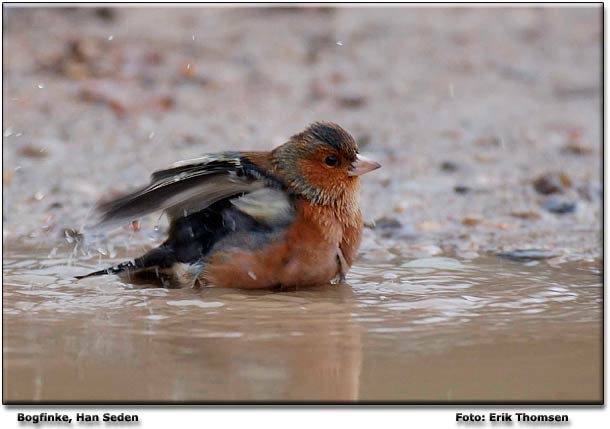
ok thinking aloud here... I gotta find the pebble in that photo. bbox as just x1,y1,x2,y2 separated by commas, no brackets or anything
454,185,471,194
462,217,482,226
374,216,403,230
440,161,458,172
543,199,577,214
19,145,48,159
509,211,541,220
533,172,571,195
562,143,593,155
496,249,560,262
337,94,367,108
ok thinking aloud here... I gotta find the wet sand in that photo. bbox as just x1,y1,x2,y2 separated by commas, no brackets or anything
2,6,602,259
1,6,603,403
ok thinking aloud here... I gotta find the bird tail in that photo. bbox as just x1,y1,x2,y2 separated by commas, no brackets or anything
75,246,176,280
75,261,138,280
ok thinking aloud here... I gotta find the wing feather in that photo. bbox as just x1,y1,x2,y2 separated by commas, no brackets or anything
96,152,284,225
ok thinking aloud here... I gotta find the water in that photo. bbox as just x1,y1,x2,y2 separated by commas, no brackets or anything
3,248,602,403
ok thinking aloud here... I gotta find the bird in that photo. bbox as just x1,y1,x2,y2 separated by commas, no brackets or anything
76,121,381,289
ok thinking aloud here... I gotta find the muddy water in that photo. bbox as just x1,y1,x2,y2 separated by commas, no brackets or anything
3,248,601,403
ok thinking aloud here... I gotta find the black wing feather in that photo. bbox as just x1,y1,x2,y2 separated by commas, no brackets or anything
96,153,283,225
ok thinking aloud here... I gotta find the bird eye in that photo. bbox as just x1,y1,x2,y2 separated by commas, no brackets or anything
325,155,339,167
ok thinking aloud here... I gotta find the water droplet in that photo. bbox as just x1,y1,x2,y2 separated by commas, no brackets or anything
37,84,44,89
336,41,344,46
3,127,13,137
192,34,196,41
108,35,114,41
34,191,44,200
148,131,155,139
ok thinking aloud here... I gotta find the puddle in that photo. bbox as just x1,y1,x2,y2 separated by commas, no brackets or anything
2,248,602,403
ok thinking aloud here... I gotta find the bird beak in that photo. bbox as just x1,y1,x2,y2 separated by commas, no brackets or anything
348,154,381,176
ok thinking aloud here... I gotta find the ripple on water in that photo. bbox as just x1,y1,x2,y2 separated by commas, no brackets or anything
401,257,468,270
166,300,224,309
2,248,602,353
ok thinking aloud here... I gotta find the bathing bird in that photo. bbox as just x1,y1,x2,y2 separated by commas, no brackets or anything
77,122,381,288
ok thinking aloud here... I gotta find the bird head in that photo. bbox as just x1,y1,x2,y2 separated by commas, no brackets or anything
273,122,381,206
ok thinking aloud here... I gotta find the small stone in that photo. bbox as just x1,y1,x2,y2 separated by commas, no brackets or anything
363,220,376,229
19,145,48,158
462,217,482,226
509,211,541,220
374,216,403,230
337,94,367,108
454,185,471,194
440,161,458,172
543,199,577,215
497,249,561,262
94,7,116,20
562,143,593,155
533,172,571,195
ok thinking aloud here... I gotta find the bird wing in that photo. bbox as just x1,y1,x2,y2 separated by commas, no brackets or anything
96,152,290,226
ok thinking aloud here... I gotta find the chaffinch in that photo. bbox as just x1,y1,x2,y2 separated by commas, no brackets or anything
77,122,381,288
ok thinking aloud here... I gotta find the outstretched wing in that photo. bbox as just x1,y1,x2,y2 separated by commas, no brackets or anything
96,152,287,225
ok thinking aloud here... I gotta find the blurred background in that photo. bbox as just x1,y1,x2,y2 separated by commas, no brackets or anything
3,5,601,261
